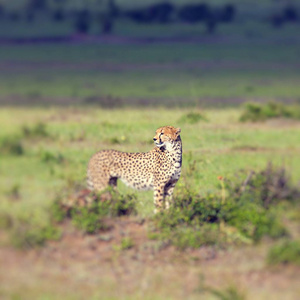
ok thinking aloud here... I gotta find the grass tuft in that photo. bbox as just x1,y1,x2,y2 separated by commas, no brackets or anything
120,237,135,250
179,111,208,124
40,150,65,164
10,219,61,249
0,136,24,156
267,240,300,266
240,101,300,122
51,189,137,234
22,122,50,138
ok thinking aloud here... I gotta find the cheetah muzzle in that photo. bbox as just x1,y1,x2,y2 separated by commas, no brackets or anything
87,126,182,212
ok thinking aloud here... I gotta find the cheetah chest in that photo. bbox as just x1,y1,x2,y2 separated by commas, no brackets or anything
169,159,181,181
158,152,182,183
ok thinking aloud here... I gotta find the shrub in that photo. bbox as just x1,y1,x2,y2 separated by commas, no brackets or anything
270,5,298,28
0,4,5,19
283,5,298,22
107,135,128,145
100,16,114,34
71,202,108,234
10,219,61,249
179,111,208,124
120,237,134,250
74,9,91,34
9,11,21,21
219,4,236,23
178,4,210,23
270,14,285,28
83,95,124,108
149,2,174,23
40,150,65,164
6,184,21,201
151,164,297,249
125,3,174,24
228,163,299,208
125,8,154,23
267,240,300,266
52,8,66,22
52,189,137,234
240,101,300,122
0,136,24,156
205,17,218,34
22,122,49,138
198,282,246,300
27,0,48,11
25,10,35,22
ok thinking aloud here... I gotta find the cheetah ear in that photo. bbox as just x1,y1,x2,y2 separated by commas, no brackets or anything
176,127,181,135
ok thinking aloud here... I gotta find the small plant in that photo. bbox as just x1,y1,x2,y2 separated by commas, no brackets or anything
40,150,65,164
0,213,13,230
120,237,134,250
0,136,24,156
74,9,90,34
107,135,128,145
22,122,49,138
71,202,108,234
10,219,61,249
240,101,300,122
52,189,137,234
179,111,208,124
228,163,299,208
113,237,134,252
267,240,300,266
199,283,246,300
51,198,69,222
6,184,21,201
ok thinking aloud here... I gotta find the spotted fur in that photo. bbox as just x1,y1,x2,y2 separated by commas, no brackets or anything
87,126,182,211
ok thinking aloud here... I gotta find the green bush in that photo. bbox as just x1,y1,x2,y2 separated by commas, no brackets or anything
71,202,108,234
240,101,300,122
227,163,299,208
169,224,222,250
0,136,24,156
52,190,137,234
151,164,297,249
40,150,65,164
267,240,300,266
120,237,134,250
179,111,208,124
198,283,246,300
10,219,61,249
22,122,49,138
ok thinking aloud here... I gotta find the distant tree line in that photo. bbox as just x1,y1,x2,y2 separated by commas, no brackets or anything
270,5,299,28
0,0,299,35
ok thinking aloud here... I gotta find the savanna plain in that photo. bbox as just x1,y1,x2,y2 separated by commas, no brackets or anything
1,19,300,300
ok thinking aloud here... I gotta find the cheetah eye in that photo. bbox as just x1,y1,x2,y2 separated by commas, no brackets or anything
160,132,164,136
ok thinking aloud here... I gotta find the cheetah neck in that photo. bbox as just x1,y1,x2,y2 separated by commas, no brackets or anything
159,137,182,165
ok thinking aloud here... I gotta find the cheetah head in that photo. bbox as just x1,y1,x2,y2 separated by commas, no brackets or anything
153,126,181,150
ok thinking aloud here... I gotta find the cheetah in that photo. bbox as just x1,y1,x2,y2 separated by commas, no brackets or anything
87,126,182,212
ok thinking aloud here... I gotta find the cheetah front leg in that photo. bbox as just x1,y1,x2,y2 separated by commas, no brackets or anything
153,184,166,213
164,181,177,210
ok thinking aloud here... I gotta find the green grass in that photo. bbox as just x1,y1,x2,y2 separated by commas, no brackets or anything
0,13,299,106
0,106,299,300
267,240,300,265
0,24,299,105
0,107,299,223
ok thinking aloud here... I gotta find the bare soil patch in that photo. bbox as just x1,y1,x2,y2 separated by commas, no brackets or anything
0,218,299,299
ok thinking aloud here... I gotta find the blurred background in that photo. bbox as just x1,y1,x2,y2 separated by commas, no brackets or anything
0,0,299,107
1,2,300,299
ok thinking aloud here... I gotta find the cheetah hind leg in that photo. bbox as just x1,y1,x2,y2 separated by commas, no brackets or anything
87,164,117,190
